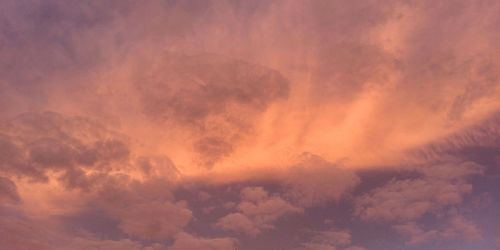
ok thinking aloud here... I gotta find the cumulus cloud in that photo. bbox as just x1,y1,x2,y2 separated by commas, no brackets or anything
0,112,130,187
167,233,238,250
354,161,482,222
394,214,482,245
117,201,192,241
298,228,365,250
355,178,472,221
65,238,144,250
285,153,360,207
0,213,159,250
216,186,302,235
0,112,192,242
354,161,486,245
217,213,260,236
86,173,194,241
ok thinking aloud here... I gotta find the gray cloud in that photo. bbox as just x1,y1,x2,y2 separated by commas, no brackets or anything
0,112,130,187
394,213,482,245
117,201,192,241
0,176,20,204
167,233,238,250
354,162,482,222
136,52,290,167
216,186,302,235
285,153,360,207
354,161,485,245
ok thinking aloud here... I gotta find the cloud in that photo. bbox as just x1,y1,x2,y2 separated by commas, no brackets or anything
0,212,163,250
0,216,56,250
298,227,365,250
216,186,302,235
135,52,290,168
136,53,290,125
355,178,472,221
241,186,269,202
354,161,482,222
411,113,500,161
0,176,20,204
216,213,261,236
0,112,192,242
89,174,192,241
354,160,486,245
284,153,360,207
167,233,238,250
117,201,192,241
0,112,130,186
394,214,482,245
65,238,144,250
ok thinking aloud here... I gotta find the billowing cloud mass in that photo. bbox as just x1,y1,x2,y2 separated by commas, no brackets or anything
167,233,238,250
216,186,302,235
298,228,365,250
1,0,499,249
354,162,482,222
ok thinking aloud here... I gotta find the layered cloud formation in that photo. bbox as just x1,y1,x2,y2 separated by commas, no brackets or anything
1,0,499,249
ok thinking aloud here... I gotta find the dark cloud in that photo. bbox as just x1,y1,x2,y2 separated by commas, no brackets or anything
0,213,161,250
216,186,302,235
297,227,365,250
412,112,500,161
136,53,289,124
117,201,192,241
0,111,130,186
354,162,482,222
284,153,360,207
167,232,238,250
353,161,486,246
393,212,482,245
136,52,289,167
0,176,20,204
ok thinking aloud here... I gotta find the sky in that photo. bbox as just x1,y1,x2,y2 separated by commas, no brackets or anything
0,0,499,249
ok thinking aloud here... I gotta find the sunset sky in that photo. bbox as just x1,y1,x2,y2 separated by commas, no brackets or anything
1,1,500,249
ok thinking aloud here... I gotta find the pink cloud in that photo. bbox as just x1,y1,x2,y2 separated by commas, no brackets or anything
117,201,192,241
298,227,365,250
0,176,20,204
216,186,302,235
355,162,482,222
394,214,482,245
167,233,238,250
285,153,360,207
